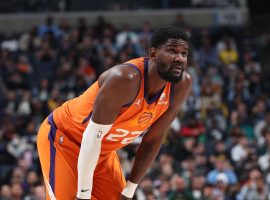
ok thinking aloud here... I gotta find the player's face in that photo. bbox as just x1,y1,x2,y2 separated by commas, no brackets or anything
156,38,189,83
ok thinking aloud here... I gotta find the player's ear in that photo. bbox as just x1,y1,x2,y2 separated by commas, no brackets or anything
149,48,157,58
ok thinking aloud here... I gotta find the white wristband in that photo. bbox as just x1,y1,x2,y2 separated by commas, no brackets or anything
121,181,138,198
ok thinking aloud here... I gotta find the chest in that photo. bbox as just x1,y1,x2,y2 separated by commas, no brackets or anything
113,90,170,131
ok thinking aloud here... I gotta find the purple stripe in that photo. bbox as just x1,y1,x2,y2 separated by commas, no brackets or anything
48,113,57,193
144,58,150,103
82,112,92,124
169,83,175,105
125,63,141,74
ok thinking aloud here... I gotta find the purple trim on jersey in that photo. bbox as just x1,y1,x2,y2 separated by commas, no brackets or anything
122,63,141,107
169,83,175,105
82,112,92,124
48,113,57,193
143,58,165,104
125,63,141,74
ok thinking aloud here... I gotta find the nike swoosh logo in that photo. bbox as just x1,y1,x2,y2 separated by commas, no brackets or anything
81,189,90,192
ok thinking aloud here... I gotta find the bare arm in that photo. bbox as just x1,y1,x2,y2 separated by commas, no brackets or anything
76,65,140,200
128,71,192,184
93,65,140,123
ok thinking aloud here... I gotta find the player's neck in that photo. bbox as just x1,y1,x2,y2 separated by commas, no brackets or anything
147,60,167,98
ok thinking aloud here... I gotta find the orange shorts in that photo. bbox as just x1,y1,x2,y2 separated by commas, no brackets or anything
37,114,126,200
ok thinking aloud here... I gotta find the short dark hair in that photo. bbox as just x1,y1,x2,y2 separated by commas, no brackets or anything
150,26,190,48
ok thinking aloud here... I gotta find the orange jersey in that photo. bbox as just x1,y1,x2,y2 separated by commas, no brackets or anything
53,57,174,154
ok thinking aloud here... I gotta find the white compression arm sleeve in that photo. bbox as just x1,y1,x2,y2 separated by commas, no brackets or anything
76,119,112,199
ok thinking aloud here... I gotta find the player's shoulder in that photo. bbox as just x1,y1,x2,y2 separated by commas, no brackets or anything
110,64,141,81
98,63,141,90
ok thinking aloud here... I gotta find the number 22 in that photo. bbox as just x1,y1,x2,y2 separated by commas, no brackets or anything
106,129,143,144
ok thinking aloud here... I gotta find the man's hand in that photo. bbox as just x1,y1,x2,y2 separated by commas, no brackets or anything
120,194,132,200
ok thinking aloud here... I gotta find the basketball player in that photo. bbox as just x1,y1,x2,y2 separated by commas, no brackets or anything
37,26,192,200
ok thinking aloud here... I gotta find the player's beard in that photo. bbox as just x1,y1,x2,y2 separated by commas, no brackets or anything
157,63,184,83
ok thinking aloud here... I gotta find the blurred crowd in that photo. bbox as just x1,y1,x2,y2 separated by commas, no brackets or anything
0,0,247,13
0,14,270,200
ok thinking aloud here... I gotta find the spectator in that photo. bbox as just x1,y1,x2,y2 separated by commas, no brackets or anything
237,168,269,200
34,183,46,200
17,91,32,116
168,174,195,200
0,184,11,200
116,24,139,49
258,128,270,171
206,156,238,185
230,134,249,163
34,37,58,82
212,172,231,200
38,16,62,39
196,34,220,71
93,15,115,41
254,112,270,146
137,21,152,55
7,134,33,159
19,26,41,52
77,56,96,85
23,170,39,196
138,176,160,200
190,175,206,199
180,112,205,137
10,182,23,200
252,99,268,124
